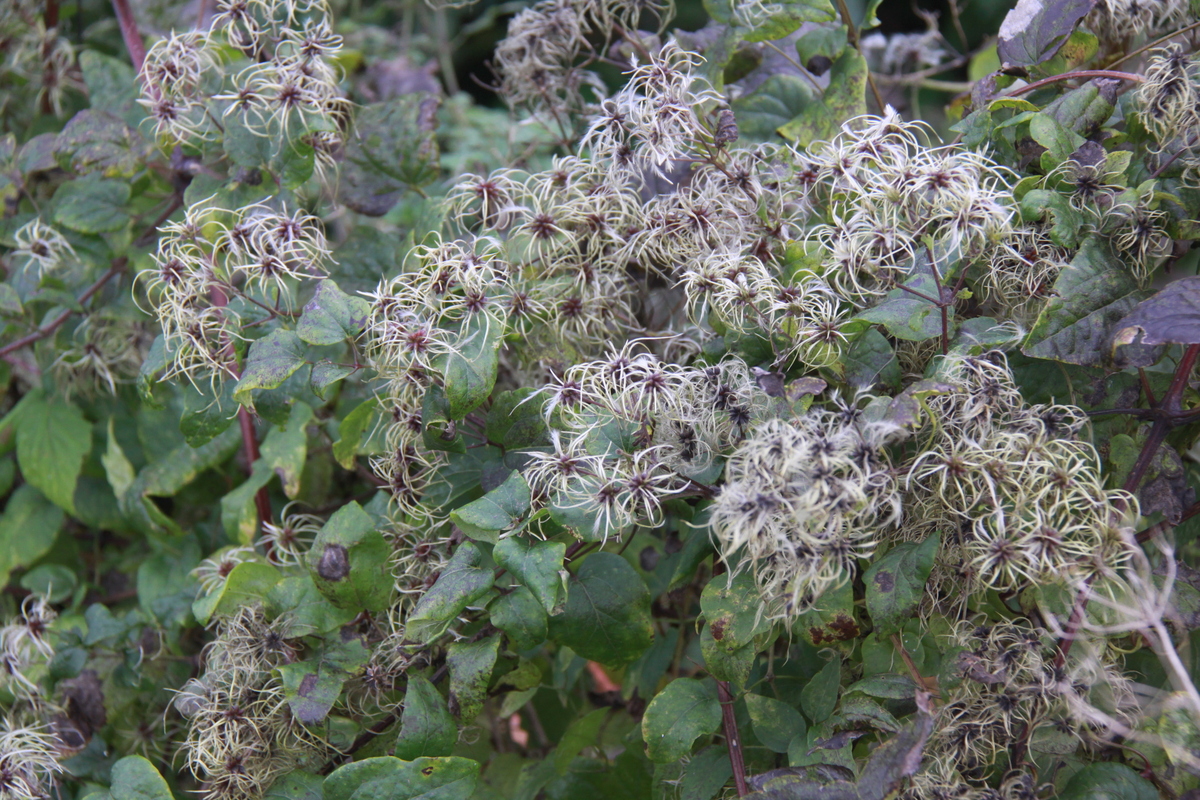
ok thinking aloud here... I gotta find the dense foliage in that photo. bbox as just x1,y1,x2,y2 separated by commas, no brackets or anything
2,0,1200,797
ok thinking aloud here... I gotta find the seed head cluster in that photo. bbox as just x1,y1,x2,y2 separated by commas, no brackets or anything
139,0,347,168
904,353,1137,599
711,405,903,619
906,621,1134,796
140,198,331,390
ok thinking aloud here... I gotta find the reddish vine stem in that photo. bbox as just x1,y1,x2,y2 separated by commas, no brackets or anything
1136,498,1200,543
0,258,126,365
707,557,748,795
209,287,275,556
110,0,146,75
1009,69,1143,97
238,407,274,557
1119,344,1200,501
1149,133,1200,180
716,679,749,797
1106,19,1200,69
1038,343,1200,713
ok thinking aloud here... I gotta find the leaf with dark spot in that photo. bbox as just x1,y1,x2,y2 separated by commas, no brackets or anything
863,535,938,636
1113,277,1200,348
306,502,393,613
278,661,346,725
797,581,860,646
317,544,350,581
997,0,1095,68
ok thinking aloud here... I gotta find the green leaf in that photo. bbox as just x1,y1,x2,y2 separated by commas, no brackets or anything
260,401,314,498
298,280,371,346
406,542,494,644
137,544,200,629
319,628,372,674
220,467,273,545
839,328,900,391
20,564,76,602
485,389,549,451
701,572,772,654
493,537,567,615
137,335,168,404
698,25,747,91
55,110,146,177
450,470,530,544
193,561,281,625
996,0,1094,68
125,426,242,538
323,756,479,800
548,552,654,666
0,283,22,315
84,602,130,645
787,727,856,774
1043,80,1118,137
778,48,867,146
796,25,848,65
856,271,948,343
642,677,722,763
334,398,378,469
800,656,840,724
729,75,815,142
109,756,172,800
845,674,917,700
1029,113,1086,165
446,633,500,721
438,311,504,419
80,50,141,128
278,660,348,725
52,175,130,233
680,746,733,800
267,575,358,636
332,226,404,293
554,707,609,775
670,514,716,590
743,0,836,41
490,586,548,651
1019,189,1085,249
1059,763,1158,800
394,675,457,760
1023,236,1144,364
15,393,90,514
180,383,237,448
863,535,939,636
747,694,807,753
420,383,463,454
265,772,326,800
837,693,900,733
305,502,393,613
311,361,356,399
340,97,441,216
234,330,309,406
0,485,63,587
